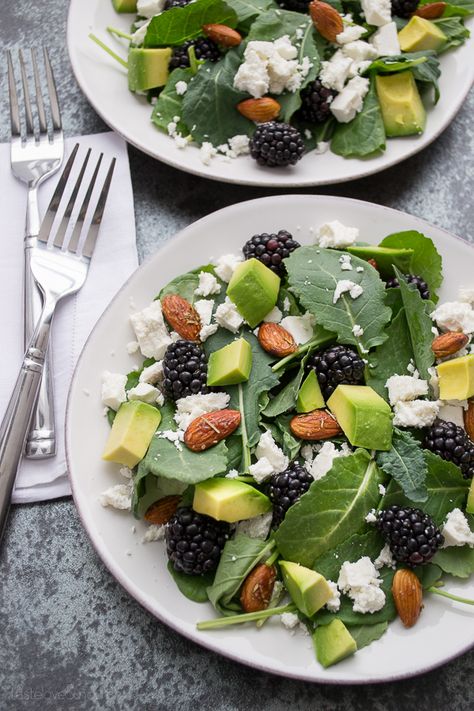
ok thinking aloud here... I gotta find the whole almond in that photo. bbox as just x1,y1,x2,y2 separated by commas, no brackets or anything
290,409,342,440
184,409,241,451
145,495,181,525
431,331,469,358
162,294,201,342
367,258,379,270
237,97,281,122
392,569,423,628
463,399,474,441
415,2,446,18
240,563,277,613
309,1,344,42
258,322,298,358
202,23,242,47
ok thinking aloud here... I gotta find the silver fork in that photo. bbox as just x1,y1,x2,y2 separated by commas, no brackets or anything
7,48,64,459
0,146,116,541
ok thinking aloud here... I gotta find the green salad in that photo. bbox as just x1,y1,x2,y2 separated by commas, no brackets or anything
91,0,472,167
99,222,474,668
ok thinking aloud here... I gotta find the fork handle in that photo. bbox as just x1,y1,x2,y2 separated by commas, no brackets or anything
0,300,55,541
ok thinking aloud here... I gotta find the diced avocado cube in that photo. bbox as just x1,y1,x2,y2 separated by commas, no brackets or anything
437,354,474,400
102,400,161,468
279,561,333,617
327,384,393,451
297,371,325,413
398,16,447,53
313,619,357,668
128,48,172,93
347,245,414,279
375,71,426,138
112,0,137,12
227,259,280,328
193,479,271,523
466,478,474,515
207,338,252,386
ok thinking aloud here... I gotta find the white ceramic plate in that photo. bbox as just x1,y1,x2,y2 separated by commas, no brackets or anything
67,196,474,683
67,1,473,187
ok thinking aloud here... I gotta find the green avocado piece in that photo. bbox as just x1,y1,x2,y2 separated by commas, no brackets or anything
102,400,161,468
437,354,474,401
347,245,414,279
398,16,447,52
193,479,271,523
227,259,280,328
297,371,325,413
279,560,333,617
207,338,252,386
375,71,426,138
327,384,393,451
466,479,474,514
313,619,357,668
112,0,137,11
128,48,172,92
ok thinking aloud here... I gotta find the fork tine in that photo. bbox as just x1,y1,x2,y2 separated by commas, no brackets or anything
37,144,80,244
43,47,61,131
7,51,21,137
19,49,35,137
31,49,47,135
53,149,91,248
81,158,116,259
68,154,103,254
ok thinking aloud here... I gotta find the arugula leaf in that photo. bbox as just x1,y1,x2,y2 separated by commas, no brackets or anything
167,562,215,602
349,622,389,650
382,451,470,525
432,17,470,49
380,230,443,302
182,46,254,146
263,357,307,418
433,546,474,578
285,246,392,355
275,450,384,566
368,52,441,102
366,308,414,399
151,67,192,136
225,0,279,32
376,428,428,503
313,530,385,581
331,79,386,158
395,269,435,381
144,0,237,46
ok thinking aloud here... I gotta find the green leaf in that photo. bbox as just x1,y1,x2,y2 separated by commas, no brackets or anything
376,428,428,503
144,0,237,46
285,246,392,355
132,471,187,518
225,0,279,32
167,562,215,602
380,230,443,302
413,563,443,588
366,309,414,399
266,414,302,460
331,79,386,158
263,357,307,418
151,67,193,135
432,17,470,50
395,269,435,382
368,52,441,102
275,450,384,566
349,621,389,650
313,530,385,581
433,546,474,578
382,451,470,525
158,264,219,303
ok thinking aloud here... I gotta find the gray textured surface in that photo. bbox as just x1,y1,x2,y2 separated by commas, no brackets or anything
1,2,474,709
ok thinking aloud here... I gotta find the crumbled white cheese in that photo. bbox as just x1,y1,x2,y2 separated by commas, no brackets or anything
174,392,230,431
101,371,127,411
336,24,366,45
137,0,166,18
431,301,474,334
314,141,330,154
141,524,165,543
99,482,133,510
360,0,392,26
214,253,243,283
315,220,359,249
228,134,251,156
194,271,221,297
130,300,172,360
215,297,244,333
441,508,474,548
128,382,160,404
378,484,386,496
120,466,133,479
325,580,341,612
352,324,364,337
255,430,289,474
131,19,151,45
438,403,465,427
342,40,378,62
235,512,273,539
307,441,351,480
280,312,315,344
159,429,184,450
200,142,217,165
337,556,386,614
369,21,400,55
365,509,377,524
139,361,164,385
320,50,353,92
194,298,218,342
340,254,353,271
249,457,275,483
283,296,291,313
281,612,300,630
330,75,369,123
393,399,440,428
175,80,188,95
374,544,396,570
385,374,429,406
225,469,239,479
333,280,363,304
263,306,283,323
127,340,140,355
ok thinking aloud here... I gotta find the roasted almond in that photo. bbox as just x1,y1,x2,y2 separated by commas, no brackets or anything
144,495,181,525
431,331,469,358
367,258,379,270
290,409,342,440
184,409,241,451
240,563,277,613
202,23,242,47
463,398,474,441
237,97,281,122
258,322,298,358
161,294,201,342
392,569,423,628
414,2,446,18
309,0,344,42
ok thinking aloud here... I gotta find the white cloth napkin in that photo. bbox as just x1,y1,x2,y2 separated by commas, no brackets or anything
0,132,138,504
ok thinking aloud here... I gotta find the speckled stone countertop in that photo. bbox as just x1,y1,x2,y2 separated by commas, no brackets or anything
1,2,474,709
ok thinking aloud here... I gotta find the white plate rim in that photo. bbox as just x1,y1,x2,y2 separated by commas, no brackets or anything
66,194,474,684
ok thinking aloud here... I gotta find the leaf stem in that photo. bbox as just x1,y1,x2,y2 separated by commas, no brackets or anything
238,384,252,474
89,33,128,68
265,549,279,567
197,603,296,630
428,587,474,606
188,45,199,75
107,26,133,41
272,334,333,372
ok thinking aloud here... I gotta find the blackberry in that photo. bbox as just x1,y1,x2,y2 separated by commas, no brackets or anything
298,79,338,124
169,38,221,70
268,462,313,527
308,344,365,400
166,507,230,575
376,505,444,566
386,274,430,300
164,0,191,7
391,0,419,17
162,340,209,401
242,230,300,276
423,419,474,479
249,122,305,168
274,0,310,11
